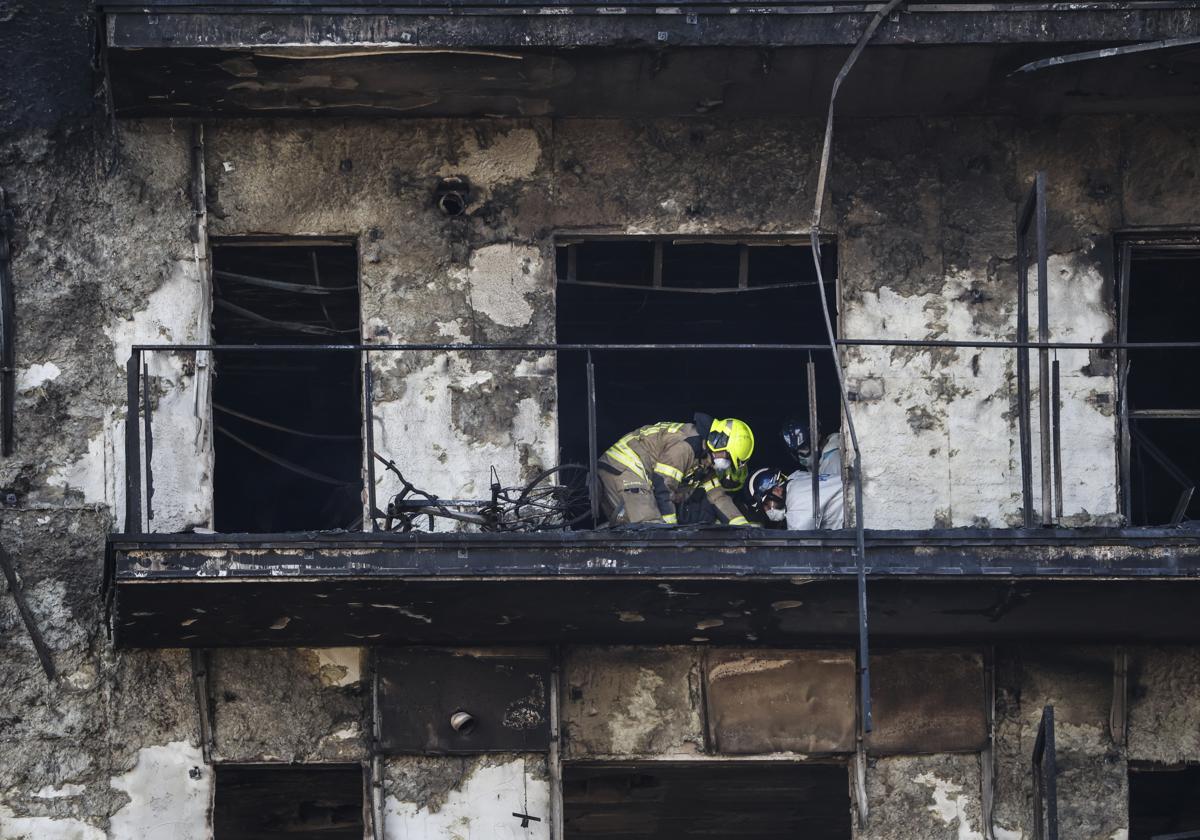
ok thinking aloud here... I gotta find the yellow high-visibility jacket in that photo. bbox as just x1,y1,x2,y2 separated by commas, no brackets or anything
602,413,748,525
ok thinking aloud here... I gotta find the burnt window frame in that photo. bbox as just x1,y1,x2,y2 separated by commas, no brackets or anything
211,761,368,839
206,234,366,534
1115,230,1200,526
552,232,846,528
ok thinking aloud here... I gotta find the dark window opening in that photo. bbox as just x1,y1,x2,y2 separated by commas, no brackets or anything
1119,243,1200,525
214,764,364,840
556,239,840,516
1130,765,1200,840
563,762,851,840
212,241,362,533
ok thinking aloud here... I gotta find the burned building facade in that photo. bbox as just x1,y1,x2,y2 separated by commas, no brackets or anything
3,1,1200,838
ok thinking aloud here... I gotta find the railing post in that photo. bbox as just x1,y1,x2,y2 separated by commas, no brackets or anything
807,354,821,529
586,351,600,526
1035,171,1054,525
124,350,142,535
363,348,377,531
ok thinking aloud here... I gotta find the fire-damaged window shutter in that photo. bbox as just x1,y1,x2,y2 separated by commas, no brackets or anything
377,648,552,754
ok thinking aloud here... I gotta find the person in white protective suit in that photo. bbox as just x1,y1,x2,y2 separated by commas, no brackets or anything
749,420,844,529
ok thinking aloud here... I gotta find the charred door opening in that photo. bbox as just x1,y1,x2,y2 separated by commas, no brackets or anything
211,241,362,533
1118,240,1200,525
213,764,364,839
563,762,851,840
1129,765,1200,840
556,239,840,517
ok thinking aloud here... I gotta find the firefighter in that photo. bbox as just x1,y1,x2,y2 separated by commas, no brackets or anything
598,415,754,526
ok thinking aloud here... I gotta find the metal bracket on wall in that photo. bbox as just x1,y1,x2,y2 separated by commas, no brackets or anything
190,648,215,763
0,544,55,681
981,647,997,840
1032,706,1059,840
369,649,385,840
1110,647,1128,748
548,654,564,840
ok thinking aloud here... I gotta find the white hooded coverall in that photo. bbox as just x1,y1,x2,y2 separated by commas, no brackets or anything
785,432,844,529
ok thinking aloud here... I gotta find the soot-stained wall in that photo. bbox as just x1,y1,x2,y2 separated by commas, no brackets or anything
14,116,1200,534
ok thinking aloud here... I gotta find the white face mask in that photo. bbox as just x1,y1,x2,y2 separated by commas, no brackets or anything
712,457,732,472
766,506,786,523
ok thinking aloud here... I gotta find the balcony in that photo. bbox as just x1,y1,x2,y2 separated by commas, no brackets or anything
98,1,1200,118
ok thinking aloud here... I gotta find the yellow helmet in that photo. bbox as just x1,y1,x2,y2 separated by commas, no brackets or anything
706,418,755,469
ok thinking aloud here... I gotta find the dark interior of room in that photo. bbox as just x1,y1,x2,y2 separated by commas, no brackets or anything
1123,249,1200,526
211,241,362,533
1129,765,1200,840
563,761,851,839
556,240,840,513
213,764,363,839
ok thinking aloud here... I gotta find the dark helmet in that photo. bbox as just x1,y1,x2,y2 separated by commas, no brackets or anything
781,416,812,467
749,468,787,510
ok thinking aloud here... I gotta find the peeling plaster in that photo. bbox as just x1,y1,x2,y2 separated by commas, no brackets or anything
608,668,666,756
914,772,985,840
0,808,105,840
108,742,211,840
456,243,542,329
17,362,61,392
384,757,550,840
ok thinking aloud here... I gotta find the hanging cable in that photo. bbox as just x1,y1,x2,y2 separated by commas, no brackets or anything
809,0,907,738
213,402,359,440
215,425,356,486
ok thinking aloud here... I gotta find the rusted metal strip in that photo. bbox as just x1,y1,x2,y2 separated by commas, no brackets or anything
0,544,56,681
363,353,378,531
125,351,143,535
190,648,215,762
587,351,600,526
1051,358,1063,523
143,361,154,523
1035,172,1053,526
0,189,15,457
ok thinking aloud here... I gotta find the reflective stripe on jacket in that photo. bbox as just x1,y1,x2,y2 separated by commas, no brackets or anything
602,414,746,524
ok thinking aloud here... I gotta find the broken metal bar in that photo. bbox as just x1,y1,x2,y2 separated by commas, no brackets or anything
1129,408,1200,419
1032,705,1059,840
212,268,358,295
215,425,356,486
0,544,56,681
1012,35,1200,76
587,351,600,527
806,0,904,739
190,648,215,763
143,361,154,523
125,351,142,535
807,355,821,530
0,189,14,456
737,244,749,289
1035,172,1053,526
652,241,663,288
213,298,359,337
1129,423,1195,525
1051,358,1063,523
363,353,378,532
213,402,359,440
